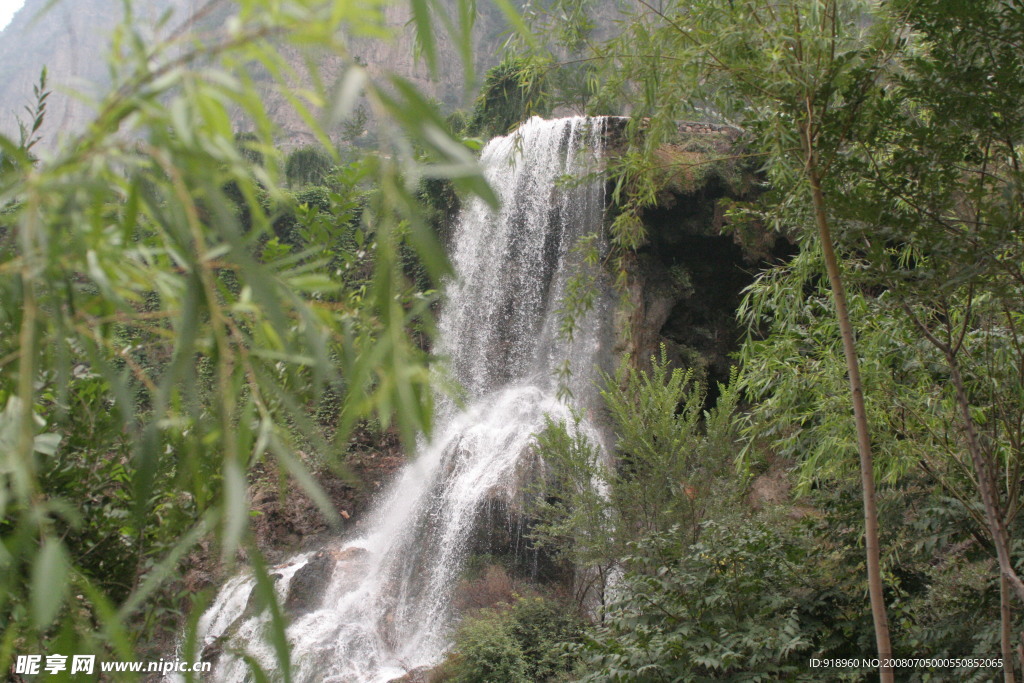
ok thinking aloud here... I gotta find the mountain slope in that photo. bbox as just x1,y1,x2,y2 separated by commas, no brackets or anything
0,0,507,148
0,0,195,144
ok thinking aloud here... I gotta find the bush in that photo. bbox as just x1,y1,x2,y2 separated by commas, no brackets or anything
467,56,552,139
440,596,583,683
448,610,529,683
577,520,825,682
507,597,583,681
528,350,742,610
284,145,335,187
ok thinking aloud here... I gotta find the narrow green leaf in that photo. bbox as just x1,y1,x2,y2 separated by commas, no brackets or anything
31,538,69,629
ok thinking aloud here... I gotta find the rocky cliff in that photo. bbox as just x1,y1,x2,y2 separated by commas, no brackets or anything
0,0,196,144
0,0,509,148
611,122,792,395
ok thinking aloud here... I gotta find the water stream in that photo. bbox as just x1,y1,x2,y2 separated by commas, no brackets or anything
196,116,612,682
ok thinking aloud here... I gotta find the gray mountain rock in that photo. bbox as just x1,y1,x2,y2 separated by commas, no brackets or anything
0,0,509,148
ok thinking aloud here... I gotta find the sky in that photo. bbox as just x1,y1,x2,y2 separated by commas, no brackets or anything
0,0,25,32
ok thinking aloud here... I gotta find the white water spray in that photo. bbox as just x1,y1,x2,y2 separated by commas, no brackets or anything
196,116,612,682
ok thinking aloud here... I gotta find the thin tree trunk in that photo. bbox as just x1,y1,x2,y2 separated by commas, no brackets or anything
807,160,894,683
945,353,1024,605
1019,633,1024,679
902,302,1024,674
1002,574,1016,683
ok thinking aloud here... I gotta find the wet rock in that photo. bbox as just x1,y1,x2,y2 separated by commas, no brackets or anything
246,429,406,562
284,550,335,617
324,546,370,598
387,666,433,683
241,586,260,618
331,546,368,563
238,572,286,619
200,635,226,669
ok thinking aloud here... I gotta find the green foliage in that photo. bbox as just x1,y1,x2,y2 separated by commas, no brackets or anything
18,68,49,154
558,472,1018,682
728,1,1024,635
556,233,601,345
530,350,741,609
468,56,552,138
571,477,1019,682
234,131,266,168
441,596,583,683
602,350,739,544
417,176,459,245
285,145,335,188
737,251,1024,509
0,69,48,175
529,417,612,580
577,520,820,682
894,497,1018,673
510,0,1024,676
448,610,529,683
735,250,905,487
0,0,493,674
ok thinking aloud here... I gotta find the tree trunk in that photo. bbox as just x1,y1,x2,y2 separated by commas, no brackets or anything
945,352,1024,605
902,301,1024,675
807,159,894,682
1002,574,1017,683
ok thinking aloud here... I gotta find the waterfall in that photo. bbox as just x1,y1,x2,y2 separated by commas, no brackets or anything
195,116,612,683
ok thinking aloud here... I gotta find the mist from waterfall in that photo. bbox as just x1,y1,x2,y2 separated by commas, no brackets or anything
195,116,612,683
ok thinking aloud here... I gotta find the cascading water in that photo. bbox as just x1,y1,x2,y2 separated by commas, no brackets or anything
195,116,613,682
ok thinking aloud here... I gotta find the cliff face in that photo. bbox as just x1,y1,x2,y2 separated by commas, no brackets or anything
232,0,512,148
611,123,790,395
0,0,507,148
0,0,197,143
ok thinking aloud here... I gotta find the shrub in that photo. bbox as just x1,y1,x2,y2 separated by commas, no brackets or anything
285,145,335,187
467,56,552,139
447,610,528,683
528,350,742,610
577,520,824,682
507,597,583,681
441,596,583,682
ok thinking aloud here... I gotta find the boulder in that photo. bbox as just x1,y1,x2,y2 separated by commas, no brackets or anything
284,550,335,617
387,666,433,683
